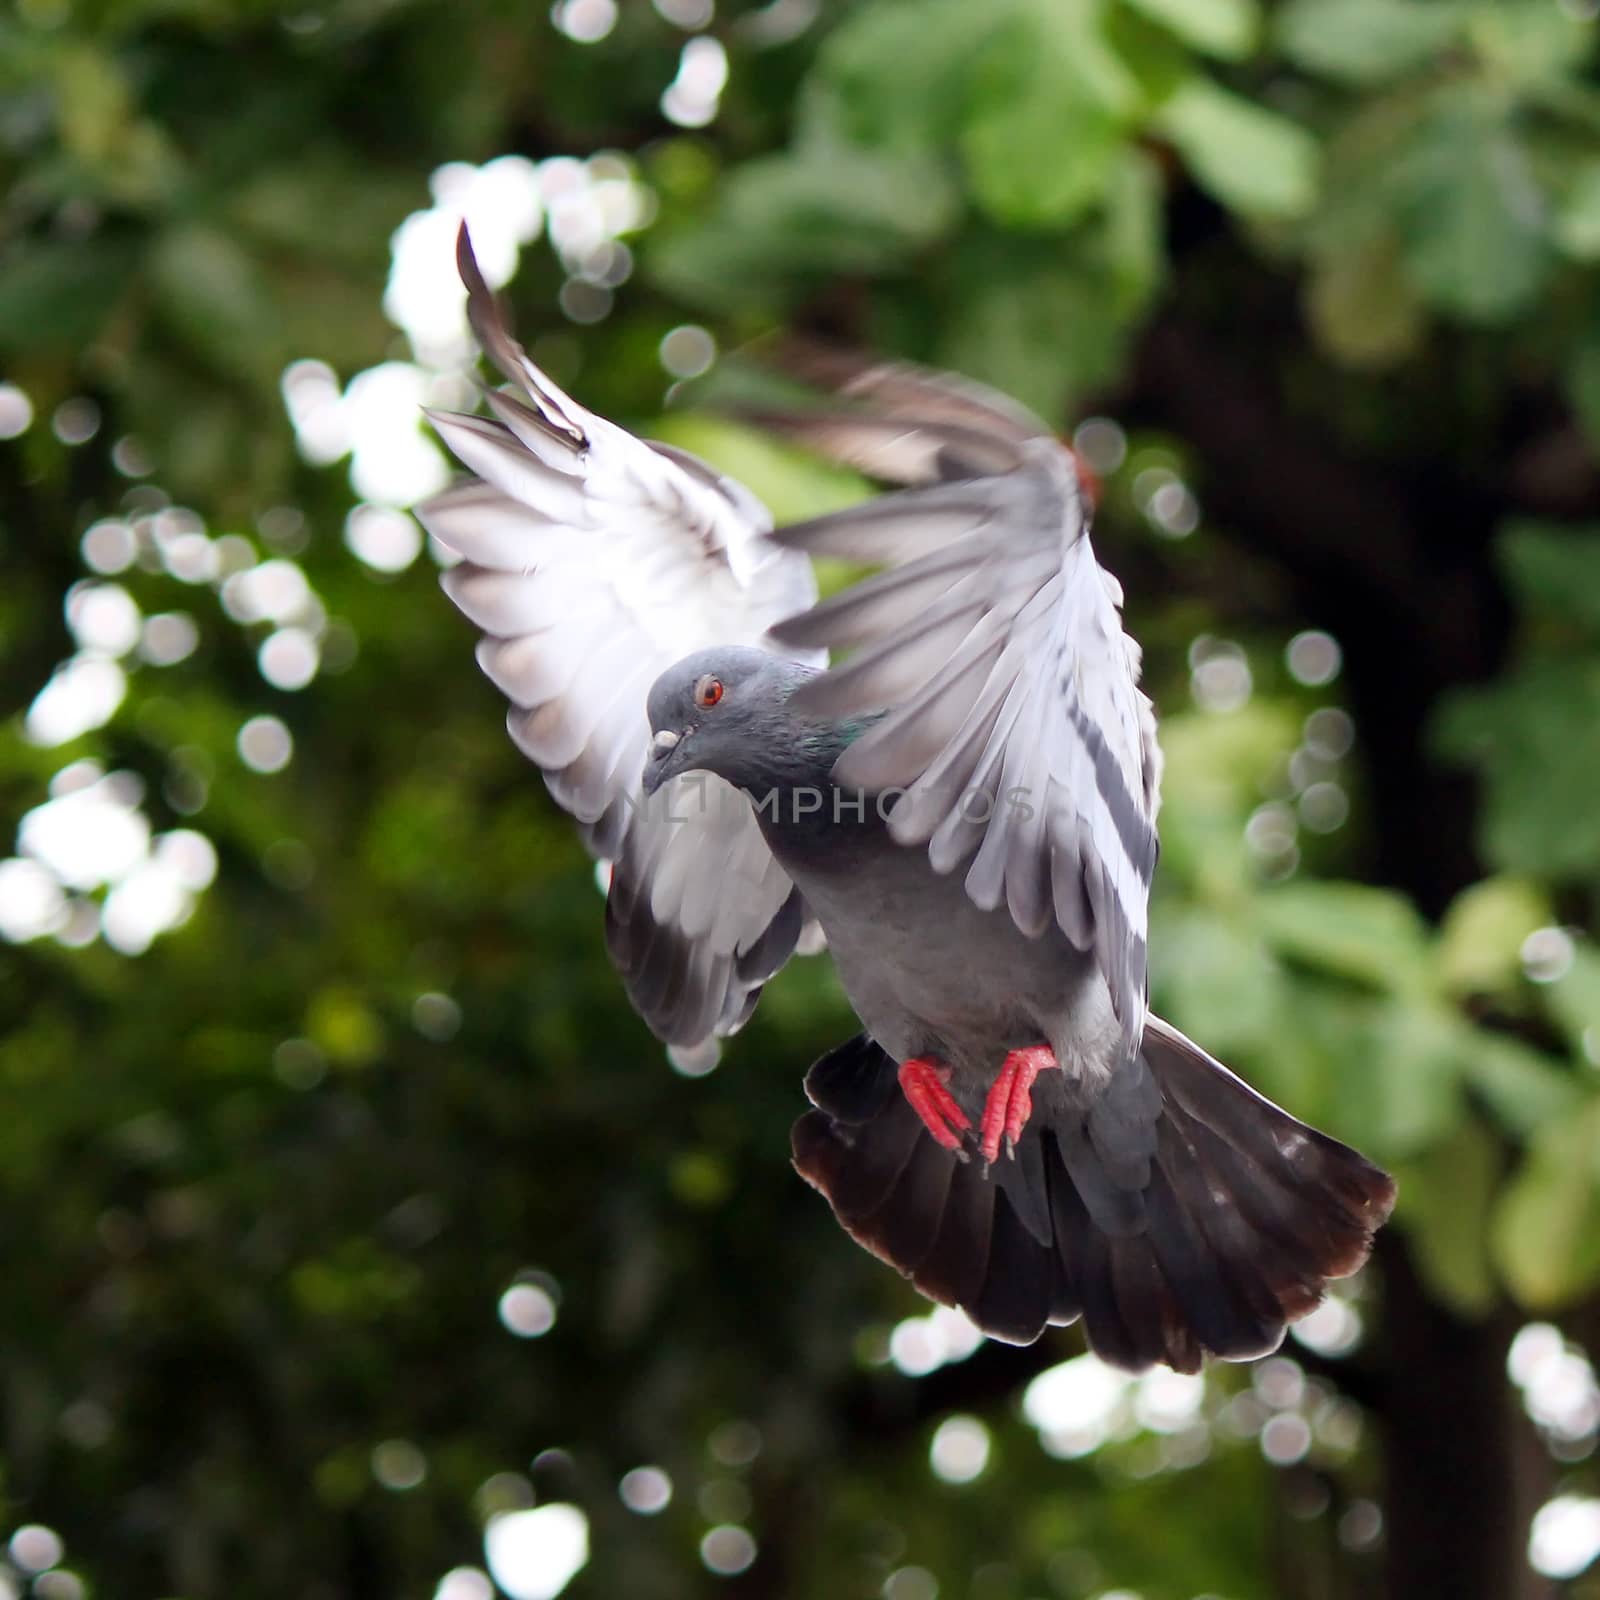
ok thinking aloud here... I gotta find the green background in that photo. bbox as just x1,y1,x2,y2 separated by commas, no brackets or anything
3,1,1600,1596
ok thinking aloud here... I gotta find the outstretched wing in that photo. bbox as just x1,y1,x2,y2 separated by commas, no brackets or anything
759,354,1160,1054
419,225,821,1063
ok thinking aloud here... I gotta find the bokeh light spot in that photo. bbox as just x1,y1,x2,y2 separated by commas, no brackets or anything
1522,926,1575,984
553,0,617,42
413,991,463,1040
1023,1354,1133,1459
699,1524,757,1577
485,1504,589,1600
619,1466,672,1514
20,773,149,891
274,1037,328,1091
1189,638,1252,713
141,612,200,667
25,656,126,746
558,279,613,324
498,1284,557,1339
259,627,320,691
433,1568,494,1600
1339,1500,1383,1552
883,1567,938,1600
929,1415,990,1484
668,1038,720,1076
157,830,218,891
1529,1495,1600,1578
52,397,99,445
1259,1412,1312,1466
655,0,714,25
238,715,294,773
1132,1370,1205,1433
372,1439,428,1490
1291,1294,1362,1358
1286,629,1341,686
1299,782,1349,834
9,1526,63,1573
1072,417,1126,475
0,858,66,942
1303,706,1356,760
660,325,716,379
67,583,142,656
111,436,153,477
0,383,34,438
346,504,424,573
81,520,136,574
662,35,728,127
708,1419,761,1467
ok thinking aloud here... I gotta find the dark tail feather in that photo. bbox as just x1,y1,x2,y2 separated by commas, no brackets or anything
791,1022,1396,1372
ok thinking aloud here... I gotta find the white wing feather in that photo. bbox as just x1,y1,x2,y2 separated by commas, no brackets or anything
420,226,821,1058
760,360,1161,1054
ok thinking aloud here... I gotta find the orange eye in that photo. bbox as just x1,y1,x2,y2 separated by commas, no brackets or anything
694,675,724,709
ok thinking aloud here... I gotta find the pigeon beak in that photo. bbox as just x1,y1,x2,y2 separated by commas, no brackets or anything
642,727,688,797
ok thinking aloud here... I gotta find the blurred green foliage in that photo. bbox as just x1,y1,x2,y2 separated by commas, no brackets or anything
3,0,1600,1597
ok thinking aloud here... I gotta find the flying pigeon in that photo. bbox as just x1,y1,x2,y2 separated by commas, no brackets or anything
418,226,1396,1373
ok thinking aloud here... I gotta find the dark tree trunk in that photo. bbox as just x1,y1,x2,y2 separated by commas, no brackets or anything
1124,298,1553,1600
1378,1238,1555,1600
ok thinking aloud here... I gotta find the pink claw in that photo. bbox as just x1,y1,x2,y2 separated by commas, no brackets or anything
898,1056,971,1160
978,1045,1058,1166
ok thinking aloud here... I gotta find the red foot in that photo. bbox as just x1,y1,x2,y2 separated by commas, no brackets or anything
979,1045,1058,1166
898,1056,971,1159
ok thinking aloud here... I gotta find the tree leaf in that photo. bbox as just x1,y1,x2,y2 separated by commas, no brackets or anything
933,241,1129,419
1154,702,1303,892
1538,946,1600,1067
1095,146,1166,315
1156,77,1319,219
958,0,1148,228
1465,1033,1586,1138
147,223,283,389
1436,876,1551,997
1491,1097,1600,1308
227,160,421,270
1005,0,1147,118
1120,0,1260,60
1395,1116,1501,1316
0,236,139,352
1434,528,1600,875
1328,1000,1464,1159
1497,519,1600,633
1390,90,1551,324
1303,229,1425,369
962,96,1124,230
648,144,960,309
819,0,996,152
1252,880,1431,994
1276,0,1465,86
1554,159,1600,261
1152,907,1290,1062
1464,0,1597,91
1435,659,1600,877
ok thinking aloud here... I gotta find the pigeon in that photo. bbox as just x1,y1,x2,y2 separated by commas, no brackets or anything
418,225,1397,1372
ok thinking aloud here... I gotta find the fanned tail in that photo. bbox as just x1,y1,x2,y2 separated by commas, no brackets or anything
791,1021,1396,1372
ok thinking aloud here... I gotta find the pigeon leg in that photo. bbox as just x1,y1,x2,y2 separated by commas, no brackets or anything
897,1056,971,1160
978,1045,1059,1166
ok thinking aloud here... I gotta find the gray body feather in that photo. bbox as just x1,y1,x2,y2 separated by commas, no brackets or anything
753,761,1120,1093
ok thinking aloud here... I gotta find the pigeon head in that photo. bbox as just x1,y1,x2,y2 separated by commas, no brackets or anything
643,646,811,796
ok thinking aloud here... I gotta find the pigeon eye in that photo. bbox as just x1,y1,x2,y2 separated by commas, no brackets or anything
694,675,724,709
